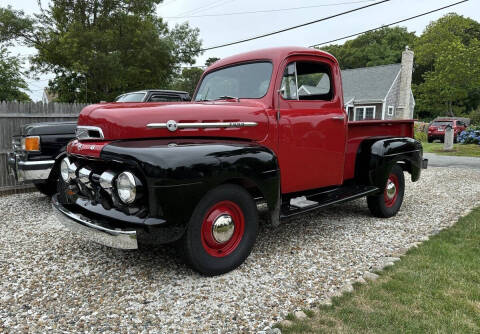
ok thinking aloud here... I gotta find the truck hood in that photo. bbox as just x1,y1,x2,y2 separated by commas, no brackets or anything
77,101,270,142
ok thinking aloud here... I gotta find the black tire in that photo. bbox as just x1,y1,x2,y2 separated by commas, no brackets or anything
34,180,57,196
367,164,405,218
180,184,258,276
427,137,433,143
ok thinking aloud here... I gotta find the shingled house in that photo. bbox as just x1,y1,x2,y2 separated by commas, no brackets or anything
299,47,415,121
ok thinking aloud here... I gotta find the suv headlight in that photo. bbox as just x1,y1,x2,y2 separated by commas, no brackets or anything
116,171,137,204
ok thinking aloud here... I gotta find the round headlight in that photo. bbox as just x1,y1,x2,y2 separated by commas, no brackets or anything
60,157,77,183
116,172,136,204
60,159,69,182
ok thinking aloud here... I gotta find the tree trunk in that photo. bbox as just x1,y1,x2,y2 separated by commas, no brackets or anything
448,101,454,117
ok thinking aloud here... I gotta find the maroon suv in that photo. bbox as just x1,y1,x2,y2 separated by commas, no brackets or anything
428,119,467,143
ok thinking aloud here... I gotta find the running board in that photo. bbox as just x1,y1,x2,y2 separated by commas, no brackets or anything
280,185,379,219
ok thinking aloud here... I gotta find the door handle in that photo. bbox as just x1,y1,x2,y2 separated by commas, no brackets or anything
332,116,345,120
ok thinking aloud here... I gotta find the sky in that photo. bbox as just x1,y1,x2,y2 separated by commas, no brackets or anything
4,0,480,102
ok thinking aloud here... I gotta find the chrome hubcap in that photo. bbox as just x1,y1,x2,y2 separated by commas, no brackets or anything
212,214,235,243
386,179,397,199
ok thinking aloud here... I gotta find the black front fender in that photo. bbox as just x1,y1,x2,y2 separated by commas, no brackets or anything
100,139,281,234
355,137,423,189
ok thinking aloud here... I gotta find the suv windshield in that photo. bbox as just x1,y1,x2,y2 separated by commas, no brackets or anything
115,93,146,102
194,62,273,101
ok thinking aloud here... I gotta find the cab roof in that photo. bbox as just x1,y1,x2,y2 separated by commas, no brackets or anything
207,46,337,71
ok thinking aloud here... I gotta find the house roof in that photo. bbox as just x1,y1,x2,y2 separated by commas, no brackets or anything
340,63,401,102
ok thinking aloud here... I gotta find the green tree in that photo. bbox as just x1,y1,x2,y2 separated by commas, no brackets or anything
0,47,30,102
1,1,202,102
320,27,417,69
170,67,204,96
205,57,220,67
413,13,480,118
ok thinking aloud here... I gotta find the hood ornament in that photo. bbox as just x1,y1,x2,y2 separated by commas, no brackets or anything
147,120,257,131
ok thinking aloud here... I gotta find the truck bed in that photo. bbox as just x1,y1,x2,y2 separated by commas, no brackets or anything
344,120,415,180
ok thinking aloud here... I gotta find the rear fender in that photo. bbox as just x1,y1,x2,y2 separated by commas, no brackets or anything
355,137,423,189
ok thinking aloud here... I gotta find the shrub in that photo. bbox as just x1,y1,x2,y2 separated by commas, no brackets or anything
415,131,427,142
458,126,480,145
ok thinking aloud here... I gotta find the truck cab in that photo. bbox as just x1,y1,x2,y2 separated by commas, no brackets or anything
53,47,426,275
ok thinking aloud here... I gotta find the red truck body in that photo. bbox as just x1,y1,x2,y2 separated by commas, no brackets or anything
55,47,426,275
72,47,415,193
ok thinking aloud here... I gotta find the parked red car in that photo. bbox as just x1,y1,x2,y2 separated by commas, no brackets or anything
428,119,467,143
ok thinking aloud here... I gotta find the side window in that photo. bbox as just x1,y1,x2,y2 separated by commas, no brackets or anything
281,61,333,101
149,94,182,102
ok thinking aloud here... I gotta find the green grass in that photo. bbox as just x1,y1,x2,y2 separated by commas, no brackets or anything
278,207,480,333
422,142,480,157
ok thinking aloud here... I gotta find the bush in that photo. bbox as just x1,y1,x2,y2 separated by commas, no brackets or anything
415,131,427,142
458,126,480,145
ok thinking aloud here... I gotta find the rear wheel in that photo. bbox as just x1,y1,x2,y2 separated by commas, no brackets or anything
181,184,258,276
427,137,433,143
367,164,405,218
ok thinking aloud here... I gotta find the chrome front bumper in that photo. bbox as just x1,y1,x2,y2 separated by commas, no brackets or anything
7,152,54,182
52,194,138,250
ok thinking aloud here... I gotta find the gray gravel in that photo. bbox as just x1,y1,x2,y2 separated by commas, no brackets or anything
1,167,480,333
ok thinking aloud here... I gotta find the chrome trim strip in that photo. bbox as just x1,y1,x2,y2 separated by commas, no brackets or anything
76,125,105,140
52,195,138,250
18,160,55,166
147,121,258,130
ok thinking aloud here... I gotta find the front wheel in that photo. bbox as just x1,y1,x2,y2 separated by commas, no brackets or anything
367,164,405,218
34,180,57,196
181,184,258,276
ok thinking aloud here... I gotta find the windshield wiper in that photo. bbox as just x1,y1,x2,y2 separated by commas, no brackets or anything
215,95,240,101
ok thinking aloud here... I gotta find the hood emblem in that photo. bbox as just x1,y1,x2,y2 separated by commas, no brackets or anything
147,120,258,130
166,120,178,132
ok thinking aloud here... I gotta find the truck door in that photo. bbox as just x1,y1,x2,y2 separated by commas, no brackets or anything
276,56,347,193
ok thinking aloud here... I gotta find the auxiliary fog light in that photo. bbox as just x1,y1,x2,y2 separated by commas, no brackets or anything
60,157,77,182
116,171,138,204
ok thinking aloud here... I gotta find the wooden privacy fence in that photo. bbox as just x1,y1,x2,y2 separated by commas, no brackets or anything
0,102,86,193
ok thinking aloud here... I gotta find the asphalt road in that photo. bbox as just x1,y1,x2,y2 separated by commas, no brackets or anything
424,153,480,169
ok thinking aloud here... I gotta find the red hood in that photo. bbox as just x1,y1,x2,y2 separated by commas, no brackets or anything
77,101,270,142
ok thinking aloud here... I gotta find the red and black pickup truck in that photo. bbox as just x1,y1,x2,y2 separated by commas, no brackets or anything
53,47,427,275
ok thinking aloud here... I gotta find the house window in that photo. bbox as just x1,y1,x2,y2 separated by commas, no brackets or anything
354,106,376,121
388,106,394,116
347,106,354,121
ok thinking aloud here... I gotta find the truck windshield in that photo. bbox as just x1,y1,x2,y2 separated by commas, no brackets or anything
194,62,273,101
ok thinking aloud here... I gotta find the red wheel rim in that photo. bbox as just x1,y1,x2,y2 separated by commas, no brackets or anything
384,173,399,208
201,200,245,257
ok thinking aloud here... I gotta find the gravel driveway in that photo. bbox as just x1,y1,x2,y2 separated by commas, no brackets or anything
1,167,480,333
